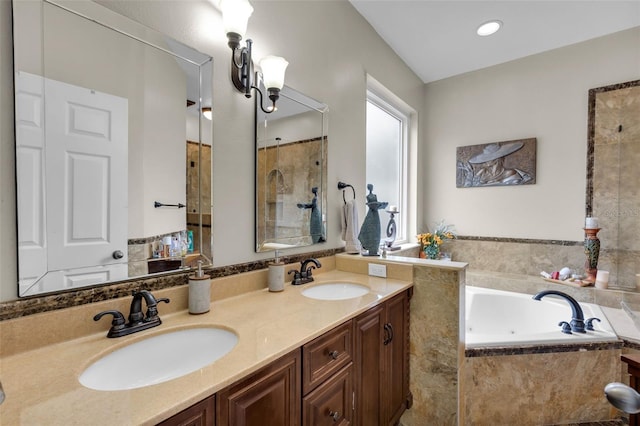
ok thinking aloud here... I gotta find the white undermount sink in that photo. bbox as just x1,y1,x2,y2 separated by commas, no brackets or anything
79,327,238,391
301,282,370,300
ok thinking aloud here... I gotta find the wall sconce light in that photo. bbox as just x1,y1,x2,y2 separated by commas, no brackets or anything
202,107,212,120
221,0,288,114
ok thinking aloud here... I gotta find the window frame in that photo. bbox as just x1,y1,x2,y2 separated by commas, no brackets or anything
365,88,411,245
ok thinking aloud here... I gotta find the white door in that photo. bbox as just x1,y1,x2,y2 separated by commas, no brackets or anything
44,77,128,271
15,72,47,289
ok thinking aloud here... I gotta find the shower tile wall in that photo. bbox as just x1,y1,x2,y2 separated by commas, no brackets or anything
592,85,640,290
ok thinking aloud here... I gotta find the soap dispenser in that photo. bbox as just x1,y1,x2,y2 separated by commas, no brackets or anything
189,260,211,314
268,250,285,292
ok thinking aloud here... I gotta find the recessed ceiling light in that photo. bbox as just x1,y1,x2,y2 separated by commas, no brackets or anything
477,20,502,37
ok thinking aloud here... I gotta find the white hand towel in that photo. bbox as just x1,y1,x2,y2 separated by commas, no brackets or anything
341,200,361,254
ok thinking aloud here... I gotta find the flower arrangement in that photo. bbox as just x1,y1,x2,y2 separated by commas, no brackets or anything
417,220,456,259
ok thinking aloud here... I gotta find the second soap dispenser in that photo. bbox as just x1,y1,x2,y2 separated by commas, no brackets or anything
268,250,285,292
189,260,211,314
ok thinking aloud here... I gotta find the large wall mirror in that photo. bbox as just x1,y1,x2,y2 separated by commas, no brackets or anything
255,81,328,252
13,0,213,297
588,79,640,291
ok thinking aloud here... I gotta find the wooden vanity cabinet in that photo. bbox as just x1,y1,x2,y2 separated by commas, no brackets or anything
216,350,301,426
157,289,411,426
303,364,353,426
302,320,355,425
157,394,215,426
354,290,411,426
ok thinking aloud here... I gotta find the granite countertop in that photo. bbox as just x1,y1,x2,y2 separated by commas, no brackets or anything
0,270,412,425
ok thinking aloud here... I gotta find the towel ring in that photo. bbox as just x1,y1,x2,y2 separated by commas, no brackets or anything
337,181,356,204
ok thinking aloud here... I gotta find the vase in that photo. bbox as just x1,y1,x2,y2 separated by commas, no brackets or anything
424,245,440,260
583,227,601,283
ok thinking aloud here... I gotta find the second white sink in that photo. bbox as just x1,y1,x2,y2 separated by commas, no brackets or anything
79,327,238,391
301,282,369,300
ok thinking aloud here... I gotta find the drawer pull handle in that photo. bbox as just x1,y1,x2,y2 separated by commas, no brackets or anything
329,410,340,422
383,323,395,345
329,350,339,360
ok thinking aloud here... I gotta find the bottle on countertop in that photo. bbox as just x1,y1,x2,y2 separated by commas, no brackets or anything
189,260,211,314
268,250,285,292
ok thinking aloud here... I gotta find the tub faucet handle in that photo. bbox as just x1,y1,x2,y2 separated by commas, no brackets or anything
558,321,572,334
585,317,601,331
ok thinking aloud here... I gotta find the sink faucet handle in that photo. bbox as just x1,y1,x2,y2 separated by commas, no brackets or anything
146,297,170,319
558,321,572,334
94,310,126,333
288,269,302,284
585,317,601,331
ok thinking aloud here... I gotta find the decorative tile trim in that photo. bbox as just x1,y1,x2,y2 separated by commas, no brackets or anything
0,247,345,321
465,340,623,357
456,235,582,246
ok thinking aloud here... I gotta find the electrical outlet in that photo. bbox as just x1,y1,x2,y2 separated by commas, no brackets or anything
368,263,387,278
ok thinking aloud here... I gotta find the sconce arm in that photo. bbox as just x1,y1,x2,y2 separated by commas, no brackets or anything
251,82,277,114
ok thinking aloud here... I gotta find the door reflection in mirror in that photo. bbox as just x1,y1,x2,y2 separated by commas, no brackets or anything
13,0,213,296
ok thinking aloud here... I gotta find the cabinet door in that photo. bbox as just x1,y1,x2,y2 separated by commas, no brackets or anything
353,304,384,426
384,292,410,425
157,394,215,426
217,350,301,426
303,364,353,426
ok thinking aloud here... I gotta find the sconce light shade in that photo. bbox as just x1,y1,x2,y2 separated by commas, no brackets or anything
221,0,253,42
222,0,287,114
259,56,289,91
202,107,212,120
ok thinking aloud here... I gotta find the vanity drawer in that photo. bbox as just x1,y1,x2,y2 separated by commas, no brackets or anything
302,320,353,394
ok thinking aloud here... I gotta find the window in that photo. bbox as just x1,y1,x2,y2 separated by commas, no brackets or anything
366,84,411,245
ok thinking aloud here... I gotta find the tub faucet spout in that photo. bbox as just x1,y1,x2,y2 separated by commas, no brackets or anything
532,290,586,333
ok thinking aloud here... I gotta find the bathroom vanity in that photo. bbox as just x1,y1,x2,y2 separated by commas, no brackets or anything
0,270,412,425
160,290,411,426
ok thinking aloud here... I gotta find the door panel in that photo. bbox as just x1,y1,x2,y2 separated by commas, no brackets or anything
15,72,47,292
44,76,128,271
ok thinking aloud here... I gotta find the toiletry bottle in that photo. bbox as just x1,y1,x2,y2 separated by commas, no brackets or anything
268,250,285,292
187,230,194,253
163,236,172,257
189,260,211,314
180,231,188,256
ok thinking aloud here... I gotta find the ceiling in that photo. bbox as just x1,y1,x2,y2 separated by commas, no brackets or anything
349,1,640,83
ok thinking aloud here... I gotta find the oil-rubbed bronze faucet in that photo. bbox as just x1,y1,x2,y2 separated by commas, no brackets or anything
532,290,587,334
288,258,322,285
94,290,170,338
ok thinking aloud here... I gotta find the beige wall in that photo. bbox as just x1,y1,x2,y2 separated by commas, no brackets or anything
0,0,425,301
421,27,640,241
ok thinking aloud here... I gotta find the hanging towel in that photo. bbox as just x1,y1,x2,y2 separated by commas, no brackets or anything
341,200,361,254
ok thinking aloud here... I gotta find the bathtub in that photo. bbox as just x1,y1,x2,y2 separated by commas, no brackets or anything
465,286,619,348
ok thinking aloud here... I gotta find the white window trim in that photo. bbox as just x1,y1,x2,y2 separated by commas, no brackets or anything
366,77,415,245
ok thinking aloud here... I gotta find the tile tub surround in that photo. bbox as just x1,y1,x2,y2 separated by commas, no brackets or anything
400,261,466,426
462,349,621,425
451,236,637,292
0,270,413,425
462,271,640,425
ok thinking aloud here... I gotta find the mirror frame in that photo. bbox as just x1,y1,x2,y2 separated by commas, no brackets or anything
254,82,328,253
12,0,214,297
